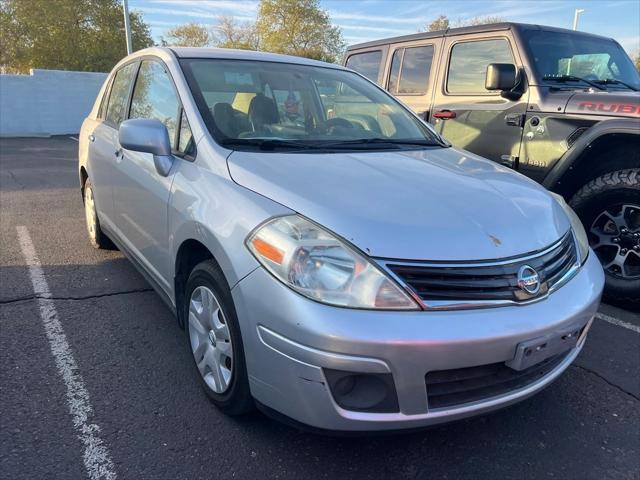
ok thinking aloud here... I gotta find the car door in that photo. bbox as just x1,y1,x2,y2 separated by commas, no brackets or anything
112,58,194,294
383,40,442,121
430,34,528,168
87,62,138,227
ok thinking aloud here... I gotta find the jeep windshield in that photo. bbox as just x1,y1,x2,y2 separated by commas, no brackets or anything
522,30,640,91
180,59,444,152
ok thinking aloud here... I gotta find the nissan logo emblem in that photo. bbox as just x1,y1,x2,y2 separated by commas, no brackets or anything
517,265,541,296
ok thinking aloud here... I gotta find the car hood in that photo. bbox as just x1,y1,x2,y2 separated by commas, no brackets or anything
564,90,640,117
227,147,570,261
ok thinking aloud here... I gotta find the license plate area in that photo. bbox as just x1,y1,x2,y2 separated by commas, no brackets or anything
506,323,585,371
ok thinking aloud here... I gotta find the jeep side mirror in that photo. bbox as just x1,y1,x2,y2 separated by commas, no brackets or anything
485,63,518,91
119,119,174,177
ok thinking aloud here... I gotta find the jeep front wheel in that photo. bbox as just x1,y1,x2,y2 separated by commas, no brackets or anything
569,169,640,310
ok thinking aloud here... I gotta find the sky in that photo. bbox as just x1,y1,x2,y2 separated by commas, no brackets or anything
127,0,640,57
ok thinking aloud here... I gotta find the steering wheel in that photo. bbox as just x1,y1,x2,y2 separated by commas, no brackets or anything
325,117,354,135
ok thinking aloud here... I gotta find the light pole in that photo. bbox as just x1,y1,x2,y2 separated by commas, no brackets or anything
122,0,133,54
573,8,584,31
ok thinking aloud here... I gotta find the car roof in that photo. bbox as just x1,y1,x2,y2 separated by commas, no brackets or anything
346,22,616,51
129,46,347,70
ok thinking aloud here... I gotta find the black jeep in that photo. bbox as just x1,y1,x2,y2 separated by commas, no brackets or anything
345,22,639,308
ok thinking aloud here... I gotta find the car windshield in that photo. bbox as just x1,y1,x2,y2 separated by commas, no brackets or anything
180,58,443,151
522,30,640,90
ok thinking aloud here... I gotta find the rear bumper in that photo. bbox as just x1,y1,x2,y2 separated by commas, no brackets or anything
231,251,604,431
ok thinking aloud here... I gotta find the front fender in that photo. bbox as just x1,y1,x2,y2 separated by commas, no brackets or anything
168,159,292,300
542,118,640,190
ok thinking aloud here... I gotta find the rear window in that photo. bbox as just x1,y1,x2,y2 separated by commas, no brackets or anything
346,51,382,84
388,45,434,95
447,39,514,94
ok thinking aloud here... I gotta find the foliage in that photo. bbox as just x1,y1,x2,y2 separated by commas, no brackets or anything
255,0,344,62
162,22,211,47
0,0,153,73
213,16,259,50
426,14,505,32
427,15,449,32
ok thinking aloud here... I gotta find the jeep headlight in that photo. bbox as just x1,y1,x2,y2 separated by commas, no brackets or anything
247,215,420,310
552,193,589,265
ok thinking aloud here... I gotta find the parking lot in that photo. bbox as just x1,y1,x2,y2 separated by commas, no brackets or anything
1,136,639,479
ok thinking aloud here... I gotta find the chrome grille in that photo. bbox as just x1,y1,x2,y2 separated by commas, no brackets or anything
386,232,577,307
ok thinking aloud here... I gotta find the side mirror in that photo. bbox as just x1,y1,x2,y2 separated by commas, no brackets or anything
485,63,518,91
119,119,173,177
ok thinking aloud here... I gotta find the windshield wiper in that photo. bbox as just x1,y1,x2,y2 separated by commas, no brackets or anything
318,138,445,149
594,78,639,91
543,74,606,91
220,138,318,151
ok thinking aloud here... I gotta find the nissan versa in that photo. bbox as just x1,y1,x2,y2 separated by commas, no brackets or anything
79,48,604,432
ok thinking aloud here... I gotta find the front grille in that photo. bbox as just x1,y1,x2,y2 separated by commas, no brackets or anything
387,232,576,304
425,352,569,409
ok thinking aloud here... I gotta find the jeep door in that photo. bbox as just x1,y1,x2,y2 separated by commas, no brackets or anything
383,39,442,122
112,58,194,294
430,32,528,168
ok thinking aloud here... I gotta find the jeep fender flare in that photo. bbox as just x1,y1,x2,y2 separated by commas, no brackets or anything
542,118,640,191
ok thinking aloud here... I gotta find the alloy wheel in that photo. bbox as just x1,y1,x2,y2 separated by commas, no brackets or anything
589,204,640,279
188,286,234,393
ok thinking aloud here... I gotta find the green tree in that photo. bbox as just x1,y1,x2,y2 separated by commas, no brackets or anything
213,16,259,50
162,22,211,47
427,15,449,32
0,0,152,73
255,0,344,62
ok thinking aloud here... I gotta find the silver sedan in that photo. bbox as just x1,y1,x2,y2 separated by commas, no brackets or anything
79,47,604,432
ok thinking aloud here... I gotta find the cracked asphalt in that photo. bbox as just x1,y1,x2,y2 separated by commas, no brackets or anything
1,136,639,480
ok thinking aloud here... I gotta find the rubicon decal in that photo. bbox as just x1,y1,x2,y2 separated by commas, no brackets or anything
577,102,640,115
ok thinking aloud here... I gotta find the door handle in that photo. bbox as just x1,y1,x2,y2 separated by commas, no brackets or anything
88,134,95,142
114,148,123,159
433,110,456,119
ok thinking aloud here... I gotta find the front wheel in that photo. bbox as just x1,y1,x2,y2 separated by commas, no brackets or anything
569,169,640,310
183,260,254,415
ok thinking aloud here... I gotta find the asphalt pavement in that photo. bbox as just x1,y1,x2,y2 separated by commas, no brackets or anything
1,136,639,480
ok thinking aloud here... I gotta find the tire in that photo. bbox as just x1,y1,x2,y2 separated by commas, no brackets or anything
569,169,640,311
83,179,114,249
183,259,254,415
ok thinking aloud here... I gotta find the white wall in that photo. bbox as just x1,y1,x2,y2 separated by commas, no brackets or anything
0,69,107,137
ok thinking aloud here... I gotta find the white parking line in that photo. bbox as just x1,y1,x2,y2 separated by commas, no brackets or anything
595,312,640,334
16,226,117,480
69,136,79,142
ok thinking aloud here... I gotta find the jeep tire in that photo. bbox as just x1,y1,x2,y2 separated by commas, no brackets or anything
570,169,640,311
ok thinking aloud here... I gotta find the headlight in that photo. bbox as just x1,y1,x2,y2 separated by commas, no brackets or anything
552,193,589,264
246,215,420,310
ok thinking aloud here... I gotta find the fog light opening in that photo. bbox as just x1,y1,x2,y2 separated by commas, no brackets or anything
324,369,399,413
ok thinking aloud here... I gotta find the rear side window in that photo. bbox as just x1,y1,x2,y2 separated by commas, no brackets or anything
388,45,434,95
105,63,138,126
346,51,382,84
447,39,514,93
130,60,181,150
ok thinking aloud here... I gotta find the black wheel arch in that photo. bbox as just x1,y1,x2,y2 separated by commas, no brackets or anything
542,119,639,199
174,239,217,329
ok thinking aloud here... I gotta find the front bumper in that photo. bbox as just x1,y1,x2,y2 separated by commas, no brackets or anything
231,251,604,431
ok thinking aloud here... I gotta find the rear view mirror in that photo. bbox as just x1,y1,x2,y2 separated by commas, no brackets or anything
119,119,173,177
485,63,518,91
